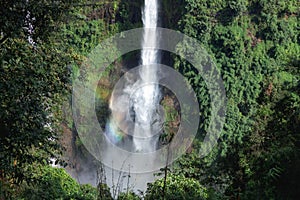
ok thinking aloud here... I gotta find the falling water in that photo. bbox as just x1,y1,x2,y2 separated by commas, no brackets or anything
132,0,160,152
101,0,162,194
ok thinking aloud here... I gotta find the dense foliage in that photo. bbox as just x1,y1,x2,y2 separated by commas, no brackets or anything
0,0,78,198
19,166,98,200
0,37,71,183
145,174,208,200
167,0,300,199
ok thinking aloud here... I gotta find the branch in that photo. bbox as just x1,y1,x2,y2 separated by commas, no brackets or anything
0,35,9,45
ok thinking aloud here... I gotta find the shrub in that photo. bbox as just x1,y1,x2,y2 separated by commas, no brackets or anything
145,174,208,200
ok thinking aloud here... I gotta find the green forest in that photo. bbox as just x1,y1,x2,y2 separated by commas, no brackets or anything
0,0,299,199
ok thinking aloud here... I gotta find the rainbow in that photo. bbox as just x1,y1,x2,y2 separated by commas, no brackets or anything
105,119,125,144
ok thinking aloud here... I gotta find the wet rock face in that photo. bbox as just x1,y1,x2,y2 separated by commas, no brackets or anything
60,123,98,185
159,89,181,145
60,61,124,186
61,101,99,182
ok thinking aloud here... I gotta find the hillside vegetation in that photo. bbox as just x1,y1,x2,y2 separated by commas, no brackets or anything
1,0,299,199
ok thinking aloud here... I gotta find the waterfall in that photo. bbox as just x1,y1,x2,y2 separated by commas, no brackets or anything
132,0,160,152
101,0,162,193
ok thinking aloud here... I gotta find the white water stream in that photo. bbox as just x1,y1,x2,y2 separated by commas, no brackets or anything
132,0,160,152
97,0,162,195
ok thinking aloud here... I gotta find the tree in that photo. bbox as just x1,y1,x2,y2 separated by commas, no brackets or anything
0,38,74,193
117,192,141,200
145,174,208,200
0,0,78,195
20,166,81,200
173,0,299,199
0,0,79,44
